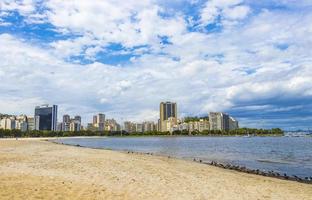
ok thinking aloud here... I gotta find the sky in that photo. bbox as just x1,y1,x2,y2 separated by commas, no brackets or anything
0,0,311,130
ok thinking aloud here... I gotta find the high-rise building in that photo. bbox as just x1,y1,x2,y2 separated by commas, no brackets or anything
105,119,120,132
209,112,230,131
74,116,81,123
0,118,5,129
15,115,28,132
160,102,177,132
93,115,97,125
27,116,35,131
63,122,70,131
62,114,70,131
97,113,105,124
93,113,105,131
209,112,220,130
143,121,155,132
198,119,210,132
124,121,135,133
135,123,143,133
166,117,177,133
34,105,58,131
229,117,239,130
0,117,16,130
63,115,70,123
69,120,81,132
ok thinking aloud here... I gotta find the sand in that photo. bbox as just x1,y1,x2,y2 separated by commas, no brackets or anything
0,139,311,200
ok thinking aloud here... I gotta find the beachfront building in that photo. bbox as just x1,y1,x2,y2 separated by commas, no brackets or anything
166,117,177,133
105,119,120,132
61,114,70,131
123,121,157,133
34,105,58,131
143,121,156,132
60,114,82,132
124,121,136,133
15,115,28,132
198,119,210,132
229,117,239,130
209,112,237,131
160,102,177,132
74,116,81,123
178,122,189,131
0,117,16,130
93,113,105,131
63,115,70,123
209,112,222,131
27,116,35,131
69,120,81,132
135,123,143,133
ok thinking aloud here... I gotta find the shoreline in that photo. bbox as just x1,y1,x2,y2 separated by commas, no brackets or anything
49,139,312,184
1,139,311,199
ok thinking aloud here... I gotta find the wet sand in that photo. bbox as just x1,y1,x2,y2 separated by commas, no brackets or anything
0,139,311,200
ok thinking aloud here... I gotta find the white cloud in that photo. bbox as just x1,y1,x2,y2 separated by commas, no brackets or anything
223,5,250,20
0,1,312,129
0,0,36,15
200,0,250,26
41,0,187,57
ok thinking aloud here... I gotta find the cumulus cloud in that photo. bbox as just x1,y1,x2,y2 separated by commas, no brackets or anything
41,0,187,58
0,1,312,129
200,0,251,27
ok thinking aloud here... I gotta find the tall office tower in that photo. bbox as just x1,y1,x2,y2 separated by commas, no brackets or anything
34,105,58,131
160,102,177,132
209,112,229,131
63,115,70,123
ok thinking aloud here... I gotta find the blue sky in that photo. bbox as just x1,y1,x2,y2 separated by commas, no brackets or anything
0,0,312,130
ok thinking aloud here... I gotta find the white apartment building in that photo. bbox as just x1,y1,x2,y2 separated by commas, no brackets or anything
0,117,16,130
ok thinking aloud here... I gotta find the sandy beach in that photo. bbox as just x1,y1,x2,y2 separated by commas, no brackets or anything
0,139,311,200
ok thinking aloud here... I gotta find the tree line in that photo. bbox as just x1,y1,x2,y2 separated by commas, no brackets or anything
0,128,283,138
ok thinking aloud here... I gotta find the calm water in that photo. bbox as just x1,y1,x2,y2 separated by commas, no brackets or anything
55,136,312,178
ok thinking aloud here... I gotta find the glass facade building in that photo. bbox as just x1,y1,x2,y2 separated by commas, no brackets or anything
35,105,58,131
159,102,177,132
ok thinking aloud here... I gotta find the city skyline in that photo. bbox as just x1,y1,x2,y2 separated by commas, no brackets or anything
0,101,239,134
0,1,312,130
0,102,240,133
0,102,235,124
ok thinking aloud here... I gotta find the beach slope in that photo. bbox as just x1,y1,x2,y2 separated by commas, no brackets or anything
0,139,311,200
